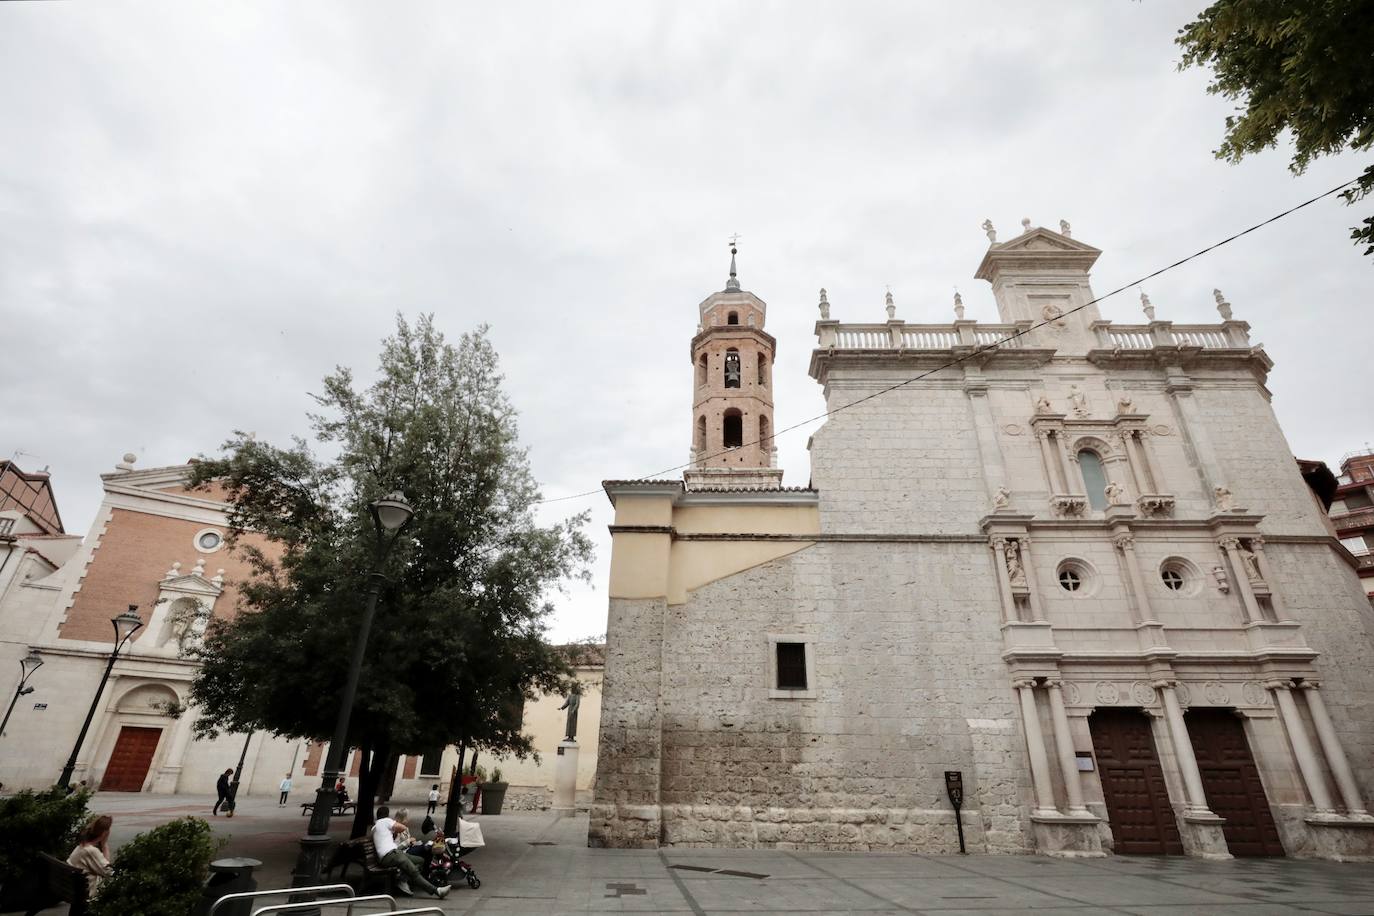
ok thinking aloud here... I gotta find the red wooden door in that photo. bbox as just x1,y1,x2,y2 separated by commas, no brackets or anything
100,726,162,792
1089,709,1183,855
1187,709,1285,856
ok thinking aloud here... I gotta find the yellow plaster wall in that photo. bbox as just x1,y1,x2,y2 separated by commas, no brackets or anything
607,496,818,603
489,667,603,791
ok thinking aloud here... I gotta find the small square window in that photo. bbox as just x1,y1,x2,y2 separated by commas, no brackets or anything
767,634,817,699
775,642,808,690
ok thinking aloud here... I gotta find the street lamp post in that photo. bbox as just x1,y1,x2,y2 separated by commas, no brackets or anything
291,492,413,888
58,607,144,789
0,650,44,738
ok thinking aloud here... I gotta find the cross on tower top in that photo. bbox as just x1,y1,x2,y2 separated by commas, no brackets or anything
726,235,741,291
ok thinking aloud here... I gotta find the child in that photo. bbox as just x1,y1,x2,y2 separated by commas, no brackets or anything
426,783,440,815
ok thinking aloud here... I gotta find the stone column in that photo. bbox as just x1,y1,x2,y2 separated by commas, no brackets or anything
1113,533,1153,625
1299,682,1369,817
1155,681,1216,817
1117,432,1150,497
1130,431,1163,493
1015,679,1059,816
1037,430,1066,493
1046,680,1091,816
1218,538,1264,623
1019,538,1047,623
990,538,1018,624
1268,679,1336,815
1166,376,1222,495
1059,438,1084,496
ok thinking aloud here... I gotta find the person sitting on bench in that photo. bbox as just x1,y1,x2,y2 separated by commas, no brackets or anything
372,806,449,899
67,815,114,896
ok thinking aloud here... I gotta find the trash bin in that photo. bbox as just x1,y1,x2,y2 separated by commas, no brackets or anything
196,856,261,916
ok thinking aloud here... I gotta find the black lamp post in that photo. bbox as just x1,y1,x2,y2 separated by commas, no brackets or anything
0,650,44,738
58,606,144,789
291,492,413,888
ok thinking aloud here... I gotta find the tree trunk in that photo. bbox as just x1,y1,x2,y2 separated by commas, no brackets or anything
443,740,466,835
350,736,389,838
377,749,400,803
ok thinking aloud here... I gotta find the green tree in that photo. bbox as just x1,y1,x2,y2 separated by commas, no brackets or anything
1177,1,1374,256
186,315,592,835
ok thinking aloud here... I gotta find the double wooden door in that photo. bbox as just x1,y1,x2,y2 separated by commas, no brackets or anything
1187,709,1284,856
1090,709,1184,854
100,726,162,792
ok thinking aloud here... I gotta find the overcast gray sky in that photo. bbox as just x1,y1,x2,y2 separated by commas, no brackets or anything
3,2,1370,641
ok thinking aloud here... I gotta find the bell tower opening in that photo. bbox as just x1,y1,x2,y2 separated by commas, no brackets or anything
723,410,743,449
724,349,741,388
727,311,739,325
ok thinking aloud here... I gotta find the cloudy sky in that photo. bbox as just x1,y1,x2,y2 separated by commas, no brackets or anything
3,2,1370,641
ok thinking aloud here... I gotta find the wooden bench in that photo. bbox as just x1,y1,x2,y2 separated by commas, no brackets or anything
299,800,357,816
326,836,400,894
28,852,90,916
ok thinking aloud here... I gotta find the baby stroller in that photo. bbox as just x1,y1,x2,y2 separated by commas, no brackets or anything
424,817,483,890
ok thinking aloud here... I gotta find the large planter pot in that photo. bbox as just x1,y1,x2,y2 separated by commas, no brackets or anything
480,782,509,815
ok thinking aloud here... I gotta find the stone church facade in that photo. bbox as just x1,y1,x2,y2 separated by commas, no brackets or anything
590,227,1374,860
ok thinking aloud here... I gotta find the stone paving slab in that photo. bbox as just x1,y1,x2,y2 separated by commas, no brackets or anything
52,793,1374,914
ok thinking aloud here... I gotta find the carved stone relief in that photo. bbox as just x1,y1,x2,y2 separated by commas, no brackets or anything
1095,681,1120,705
1130,681,1156,707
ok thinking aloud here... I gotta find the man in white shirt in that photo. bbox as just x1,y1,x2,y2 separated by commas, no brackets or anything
279,775,292,807
371,806,448,899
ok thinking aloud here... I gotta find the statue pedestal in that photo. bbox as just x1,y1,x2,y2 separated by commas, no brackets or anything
553,739,579,811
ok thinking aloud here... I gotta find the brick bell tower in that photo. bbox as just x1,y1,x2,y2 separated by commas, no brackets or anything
684,241,784,490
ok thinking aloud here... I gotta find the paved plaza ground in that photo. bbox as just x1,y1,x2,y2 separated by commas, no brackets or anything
56,793,1374,914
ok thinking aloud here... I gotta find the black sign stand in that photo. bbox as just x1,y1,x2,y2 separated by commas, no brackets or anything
944,770,966,854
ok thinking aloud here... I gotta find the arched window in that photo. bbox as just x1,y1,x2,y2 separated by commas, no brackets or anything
759,415,770,448
723,409,743,448
757,355,767,386
724,349,741,388
695,415,706,451
727,311,739,325
1078,449,1109,510
696,354,707,387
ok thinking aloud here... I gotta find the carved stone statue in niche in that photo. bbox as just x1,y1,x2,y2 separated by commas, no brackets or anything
1239,544,1263,581
1003,540,1027,586
1104,481,1128,506
1067,385,1089,417
1117,395,1134,414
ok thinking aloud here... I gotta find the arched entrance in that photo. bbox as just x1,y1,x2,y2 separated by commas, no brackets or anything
98,684,178,792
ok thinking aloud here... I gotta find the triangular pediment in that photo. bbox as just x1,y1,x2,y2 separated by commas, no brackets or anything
974,227,1102,282
159,572,222,596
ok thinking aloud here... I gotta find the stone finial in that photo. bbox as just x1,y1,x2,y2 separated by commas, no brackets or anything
1213,288,1233,320
818,288,830,320
953,291,965,320
212,568,225,587
1059,219,1072,238
192,557,207,576
116,452,137,473
1140,290,1155,321
1211,565,1230,593
884,290,896,320
981,219,996,243
164,561,182,580
1021,217,1032,234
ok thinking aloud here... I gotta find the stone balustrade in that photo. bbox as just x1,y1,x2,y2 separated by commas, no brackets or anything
814,318,1251,352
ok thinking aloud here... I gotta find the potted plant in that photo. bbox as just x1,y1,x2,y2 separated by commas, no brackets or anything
0,787,90,911
480,767,509,815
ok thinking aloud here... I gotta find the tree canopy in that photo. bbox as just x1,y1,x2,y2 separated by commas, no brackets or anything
1177,0,1374,257
186,315,592,831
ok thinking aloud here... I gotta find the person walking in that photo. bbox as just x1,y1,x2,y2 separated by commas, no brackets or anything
372,807,449,899
426,783,439,816
279,774,292,807
67,815,114,897
212,768,233,816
